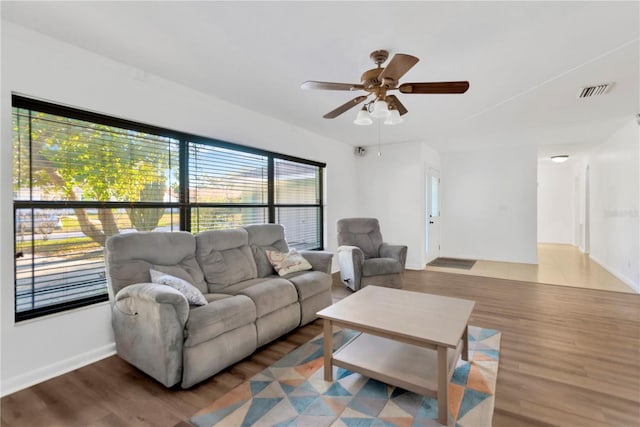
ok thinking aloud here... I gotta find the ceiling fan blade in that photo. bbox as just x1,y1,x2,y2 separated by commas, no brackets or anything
386,95,408,116
398,81,470,94
378,54,419,83
323,95,369,119
301,81,364,91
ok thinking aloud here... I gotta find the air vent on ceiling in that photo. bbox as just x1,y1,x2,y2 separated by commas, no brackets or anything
577,83,612,98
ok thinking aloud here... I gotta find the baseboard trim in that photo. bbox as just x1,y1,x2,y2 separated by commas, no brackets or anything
589,254,639,293
1,342,117,397
405,263,425,270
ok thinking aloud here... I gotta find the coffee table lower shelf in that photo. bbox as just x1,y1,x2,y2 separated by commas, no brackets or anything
331,332,463,398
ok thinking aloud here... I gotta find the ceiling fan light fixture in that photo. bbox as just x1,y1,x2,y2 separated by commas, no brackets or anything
384,109,403,125
303,49,469,124
551,155,569,163
370,99,390,118
353,106,373,125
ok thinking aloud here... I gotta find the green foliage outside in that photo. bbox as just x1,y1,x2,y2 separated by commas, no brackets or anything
13,109,177,246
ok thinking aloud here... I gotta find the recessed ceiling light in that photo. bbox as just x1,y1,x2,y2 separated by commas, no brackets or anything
551,155,569,163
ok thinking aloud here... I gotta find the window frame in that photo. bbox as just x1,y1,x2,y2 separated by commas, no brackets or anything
12,94,325,322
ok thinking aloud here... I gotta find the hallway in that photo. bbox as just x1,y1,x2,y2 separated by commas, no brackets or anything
425,243,636,294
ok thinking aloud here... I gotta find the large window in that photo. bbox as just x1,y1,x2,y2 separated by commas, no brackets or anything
189,144,268,232
275,159,322,249
12,95,324,321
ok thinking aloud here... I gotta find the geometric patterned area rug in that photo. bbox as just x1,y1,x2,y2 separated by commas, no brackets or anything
189,326,501,427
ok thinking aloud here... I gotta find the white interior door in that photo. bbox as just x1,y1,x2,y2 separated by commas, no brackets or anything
426,168,441,263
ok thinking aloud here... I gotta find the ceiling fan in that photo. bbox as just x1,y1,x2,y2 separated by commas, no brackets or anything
301,49,469,124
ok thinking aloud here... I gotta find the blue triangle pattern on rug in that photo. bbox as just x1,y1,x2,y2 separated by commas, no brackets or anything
458,387,491,420
302,396,335,416
188,326,500,427
287,384,315,399
414,396,438,420
243,397,283,425
278,382,296,395
190,400,246,426
355,378,389,399
349,396,387,417
342,419,374,427
292,380,318,396
451,360,471,386
299,347,325,365
324,381,352,396
391,391,424,417
337,367,355,380
289,396,316,413
476,328,500,340
250,380,272,396
343,419,397,427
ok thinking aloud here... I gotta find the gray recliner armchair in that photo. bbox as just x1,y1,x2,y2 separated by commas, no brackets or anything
337,218,408,291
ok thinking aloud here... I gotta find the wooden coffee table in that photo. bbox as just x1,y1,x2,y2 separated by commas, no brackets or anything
317,286,475,425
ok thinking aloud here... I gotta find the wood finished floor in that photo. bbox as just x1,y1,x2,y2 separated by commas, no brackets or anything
2,270,639,427
426,243,636,294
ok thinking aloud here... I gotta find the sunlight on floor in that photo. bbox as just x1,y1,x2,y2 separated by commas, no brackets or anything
425,243,636,294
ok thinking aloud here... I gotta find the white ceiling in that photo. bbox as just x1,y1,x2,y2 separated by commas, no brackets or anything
2,1,639,158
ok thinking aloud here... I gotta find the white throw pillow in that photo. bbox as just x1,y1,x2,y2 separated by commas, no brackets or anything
149,269,207,306
265,249,313,276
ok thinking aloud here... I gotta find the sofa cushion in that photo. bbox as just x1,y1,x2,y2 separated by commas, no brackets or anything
250,245,279,277
149,269,207,306
245,224,289,277
196,229,258,290
151,262,207,293
105,231,208,295
284,270,332,301
362,258,403,277
184,295,257,348
266,249,313,276
204,293,236,303
221,277,298,317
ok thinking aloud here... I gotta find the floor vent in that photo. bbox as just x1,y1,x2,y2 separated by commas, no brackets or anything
577,83,611,98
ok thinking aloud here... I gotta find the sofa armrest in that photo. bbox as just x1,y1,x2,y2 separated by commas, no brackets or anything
337,245,364,290
112,283,190,387
299,250,334,274
380,243,408,268
115,283,190,325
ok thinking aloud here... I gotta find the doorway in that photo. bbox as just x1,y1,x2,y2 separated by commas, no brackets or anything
583,165,590,254
426,168,441,263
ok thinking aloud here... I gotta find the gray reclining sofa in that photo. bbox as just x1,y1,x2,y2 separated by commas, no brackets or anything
105,224,333,388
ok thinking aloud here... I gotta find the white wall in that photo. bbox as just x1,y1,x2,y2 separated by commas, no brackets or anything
587,119,639,290
440,145,538,264
0,22,358,396
537,161,575,244
354,141,441,270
